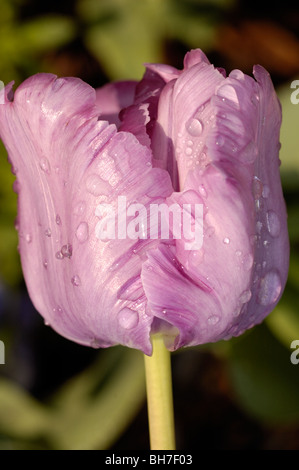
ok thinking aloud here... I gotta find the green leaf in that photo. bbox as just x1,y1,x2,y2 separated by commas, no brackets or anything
48,346,146,449
19,15,76,54
228,323,299,424
81,0,164,80
0,378,53,438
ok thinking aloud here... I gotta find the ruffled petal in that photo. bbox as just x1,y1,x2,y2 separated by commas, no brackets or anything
95,80,137,128
141,53,289,349
0,74,173,354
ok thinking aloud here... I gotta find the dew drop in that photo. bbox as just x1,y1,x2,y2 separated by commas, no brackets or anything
266,210,281,238
73,201,86,216
256,221,263,234
185,118,203,137
252,176,263,200
242,253,254,271
185,147,193,156
262,184,270,198
205,226,215,238
13,180,20,194
43,259,48,269
117,308,139,329
240,141,258,163
56,214,61,225
239,289,252,304
215,135,225,147
61,244,72,259
45,228,52,237
11,165,18,175
55,251,64,260
198,184,207,198
223,237,230,244
257,270,282,306
25,233,32,243
71,275,81,287
208,315,220,325
76,222,89,243
86,174,109,196
40,157,51,174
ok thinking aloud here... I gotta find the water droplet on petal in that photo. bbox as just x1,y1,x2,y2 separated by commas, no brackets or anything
13,180,20,194
252,176,263,200
71,275,81,287
56,214,61,225
185,118,203,137
198,184,207,198
257,270,282,306
86,174,110,196
55,251,64,260
256,221,263,234
185,147,193,156
205,226,215,238
76,222,89,243
240,141,258,164
262,184,270,198
25,233,32,243
117,308,139,329
223,237,230,244
61,244,72,259
43,260,48,269
40,157,51,174
239,289,252,304
45,228,52,237
215,135,225,147
242,253,254,271
74,201,86,216
208,315,220,325
266,210,281,238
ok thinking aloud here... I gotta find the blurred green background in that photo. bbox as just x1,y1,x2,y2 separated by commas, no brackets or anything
0,0,299,450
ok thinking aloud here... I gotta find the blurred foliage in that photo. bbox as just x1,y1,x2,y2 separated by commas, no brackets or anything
0,0,299,451
0,346,145,449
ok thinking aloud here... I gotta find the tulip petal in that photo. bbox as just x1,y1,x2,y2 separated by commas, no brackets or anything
0,74,173,354
95,80,137,128
141,52,289,349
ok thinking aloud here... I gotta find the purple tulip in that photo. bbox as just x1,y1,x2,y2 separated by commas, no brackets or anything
0,49,289,355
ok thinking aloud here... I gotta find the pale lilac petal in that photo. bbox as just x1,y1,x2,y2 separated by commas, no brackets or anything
150,56,225,189
0,74,173,354
95,80,137,128
141,54,289,349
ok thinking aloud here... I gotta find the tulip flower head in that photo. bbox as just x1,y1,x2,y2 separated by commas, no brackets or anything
0,49,289,355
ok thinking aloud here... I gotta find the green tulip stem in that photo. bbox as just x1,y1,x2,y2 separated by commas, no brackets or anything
144,334,176,450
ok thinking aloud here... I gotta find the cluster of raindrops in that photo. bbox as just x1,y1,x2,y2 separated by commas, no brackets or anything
55,243,72,260
251,174,282,308
176,102,213,171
